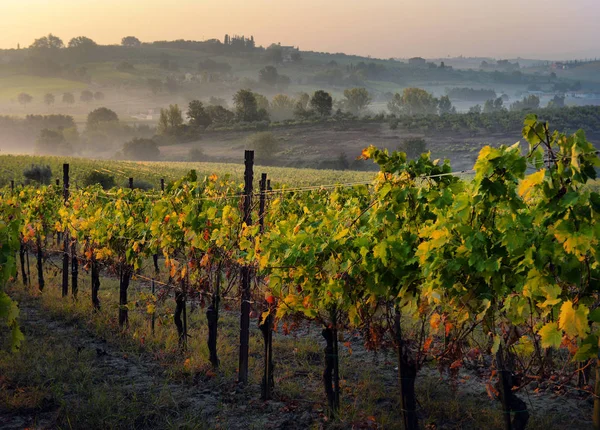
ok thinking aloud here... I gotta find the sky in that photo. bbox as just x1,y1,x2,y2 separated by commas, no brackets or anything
1,0,599,59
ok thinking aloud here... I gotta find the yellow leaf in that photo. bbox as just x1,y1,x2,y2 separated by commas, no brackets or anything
558,301,589,338
333,228,349,241
518,169,545,200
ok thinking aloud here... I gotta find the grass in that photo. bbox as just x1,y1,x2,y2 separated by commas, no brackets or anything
0,74,87,101
1,257,593,429
0,154,376,188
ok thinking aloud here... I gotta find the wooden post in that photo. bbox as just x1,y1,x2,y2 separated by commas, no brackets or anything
259,173,267,233
55,179,60,186
151,278,156,335
36,235,44,291
152,178,164,273
129,177,134,189
62,164,69,297
258,173,274,399
10,180,14,192
26,248,31,286
238,150,254,385
593,339,600,429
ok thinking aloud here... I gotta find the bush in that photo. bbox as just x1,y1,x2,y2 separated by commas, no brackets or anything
121,179,154,191
247,132,279,163
82,171,115,190
389,118,399,130
23,164,52,185
398,137,427,160
122,138,161,161
189,147,206,162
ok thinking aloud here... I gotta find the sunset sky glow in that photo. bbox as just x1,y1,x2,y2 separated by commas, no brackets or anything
1,0,599,59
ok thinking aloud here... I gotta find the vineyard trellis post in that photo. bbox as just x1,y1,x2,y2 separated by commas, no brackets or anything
10,180,14,192
258,172,274,400
36,235,44,291
129,177,134,190
238,150,254,385
151,278,155,335
19,241,28,285
62,163,69,297
153,178,164,273
55,179,59,186
70,169,78,299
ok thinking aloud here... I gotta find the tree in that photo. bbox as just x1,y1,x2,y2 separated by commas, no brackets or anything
483,97,505,113
87,107,119,130
187,100,212,128
387,88,438,116
62,92,75,104
206,105,235,125
122,138,160,160
259,66,280,86
17,93,33,107
80,90,94,103
547,95,565,108
270,94,296,120
44,93,55,106
94,91,105,101
469,104,482,114
35,129,71,155
29,34,64,50
290,51,302,63
254,93,270,112
157,105,184,135
271,94,295,111
68,36,97,50
23,164,52,185
121,36,141,47
293,92,311,119
233,89,259,122
510,95,540,111
310,90,333,117
265,44,283,64
342,88,372,115
438,95,455,114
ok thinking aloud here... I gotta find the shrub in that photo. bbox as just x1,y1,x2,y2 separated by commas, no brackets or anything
189,147,206,162
398,137,427,160
23,164,52,185
122,138,160,161
121,179,154,190
82,171,115,190
247,132,279,163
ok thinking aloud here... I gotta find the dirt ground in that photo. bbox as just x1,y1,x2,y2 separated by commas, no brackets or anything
159,122,520,172
1,287,594,430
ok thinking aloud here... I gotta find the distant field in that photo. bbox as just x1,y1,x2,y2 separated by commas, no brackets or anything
0,154,375,188
0,74,87,101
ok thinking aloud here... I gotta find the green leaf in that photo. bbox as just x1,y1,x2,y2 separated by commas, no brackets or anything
538,322,562,349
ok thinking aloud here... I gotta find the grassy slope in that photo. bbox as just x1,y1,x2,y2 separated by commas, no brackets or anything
0,154,375,188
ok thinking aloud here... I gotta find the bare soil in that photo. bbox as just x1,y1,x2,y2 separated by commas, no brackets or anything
159,122,519,172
